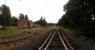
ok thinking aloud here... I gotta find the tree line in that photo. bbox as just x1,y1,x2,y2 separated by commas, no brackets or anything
0,4,48,29
57,0,95,38
35,16,47,26
0,4,29,29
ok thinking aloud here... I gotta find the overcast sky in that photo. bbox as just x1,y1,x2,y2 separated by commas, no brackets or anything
0,0,68,23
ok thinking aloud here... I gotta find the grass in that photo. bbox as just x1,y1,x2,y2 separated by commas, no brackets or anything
0,26,52,36
61,26,95,50
0,27,32,36
0,26,52,49
59,26,72,31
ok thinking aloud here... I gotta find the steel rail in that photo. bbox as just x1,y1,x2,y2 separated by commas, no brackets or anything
58,30,68,50
39,30,54,50
59,29,74,50
39,29,74,50
44,31,56,50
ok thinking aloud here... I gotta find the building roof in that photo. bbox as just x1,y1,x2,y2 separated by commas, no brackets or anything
18,19,33,25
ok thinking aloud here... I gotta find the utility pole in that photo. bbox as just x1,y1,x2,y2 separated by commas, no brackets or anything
5,0,6,5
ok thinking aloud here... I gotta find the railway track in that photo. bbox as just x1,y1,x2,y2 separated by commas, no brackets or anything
0,31,32,44
0,28,53,50
39,29,74,50
0,28,48,44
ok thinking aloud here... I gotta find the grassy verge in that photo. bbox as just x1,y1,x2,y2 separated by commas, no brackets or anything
0,27,32,36
0,26,53,36
61,26,95,50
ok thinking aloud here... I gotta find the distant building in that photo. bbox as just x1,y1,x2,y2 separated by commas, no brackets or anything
18,19,33,29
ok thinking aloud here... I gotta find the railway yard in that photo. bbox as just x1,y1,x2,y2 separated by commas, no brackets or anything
0,27,74,50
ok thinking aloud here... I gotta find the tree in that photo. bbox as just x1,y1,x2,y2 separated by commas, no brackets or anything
0,14,2,25
11,16,18,26
43,18,47,25
58,0,95,38
35,16,47,26
1,5,11,28
25,15,28,20
19,13,24,20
